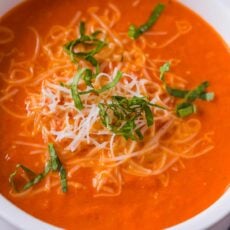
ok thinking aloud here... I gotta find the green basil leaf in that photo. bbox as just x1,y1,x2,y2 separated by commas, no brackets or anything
82,69,94,87
48,143,59,171
128,3,165,39
98,96,157,140
116,118,136,140
159,62,215,118
160,62,170,81
135,128,144,140
59,165,67,193
23,163,51,191
96,71,123,94
9,164,37,192
48,143,68,193
165,86,189,98
176,102,196,118
185,81,209,102
64,21,106,66
9,144,68,193
199,92,215,101
143,105,153,127
71,68,86,110
79,21,85,37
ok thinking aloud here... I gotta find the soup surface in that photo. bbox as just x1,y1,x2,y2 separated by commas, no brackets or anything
0,0,230,229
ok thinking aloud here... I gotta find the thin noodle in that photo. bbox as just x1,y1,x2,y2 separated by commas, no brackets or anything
0,26,14,44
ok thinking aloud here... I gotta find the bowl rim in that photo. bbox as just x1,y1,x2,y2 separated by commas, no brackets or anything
168,189,230,230
0,0,229,229
0,195,59,230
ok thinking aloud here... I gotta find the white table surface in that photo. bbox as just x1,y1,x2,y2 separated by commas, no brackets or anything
0,0,230,230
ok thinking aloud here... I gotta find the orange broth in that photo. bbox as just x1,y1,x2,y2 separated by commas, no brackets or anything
0,0,230,229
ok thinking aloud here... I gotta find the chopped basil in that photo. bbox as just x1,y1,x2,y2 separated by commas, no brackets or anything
165,82,214,102
115,118,138,140
82,68,96,87
165,86,188,98
64,22,123,111
9,144,67,193
64,21,106,66
98,96,161,140
48,143,67,193
9,164,37,192
159,62,215,118
128,3,165,39
143,105,154,126
70,68,86,110
48,143,59,171
96,71,123,94
22,163,51,191
185,81,210,102
160,62,170,81
176,102,196,118
70,69,123,110
59,165,67,193
199,92,215,101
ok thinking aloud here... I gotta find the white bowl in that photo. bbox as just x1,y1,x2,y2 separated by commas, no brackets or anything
0,0,229,229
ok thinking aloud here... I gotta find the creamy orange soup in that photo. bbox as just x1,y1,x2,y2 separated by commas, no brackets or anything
0,0,230,229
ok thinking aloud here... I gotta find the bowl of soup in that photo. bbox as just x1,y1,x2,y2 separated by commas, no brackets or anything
0,0,230,229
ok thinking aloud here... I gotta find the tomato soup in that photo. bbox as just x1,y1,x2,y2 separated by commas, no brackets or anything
0,0,230,229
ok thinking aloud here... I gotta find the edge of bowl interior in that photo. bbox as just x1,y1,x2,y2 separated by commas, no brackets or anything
0,0,229,229
167,189,230,230
0,195,60,230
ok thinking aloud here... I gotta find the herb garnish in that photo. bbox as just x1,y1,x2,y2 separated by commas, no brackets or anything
64,21,107,88
70,68,86,110
176,102,196,118
96,71,123,94
9,143,67,193
63,21,123,110
160,61,170,81
98,96,162,140
128,3,165,39
48,143,67,192
70,69,123,110
64,21,106,67
159,62,215,117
